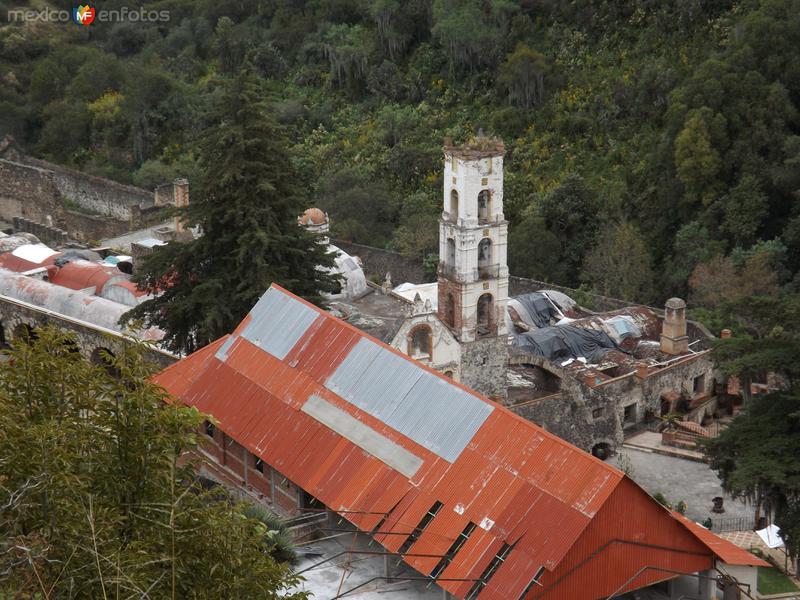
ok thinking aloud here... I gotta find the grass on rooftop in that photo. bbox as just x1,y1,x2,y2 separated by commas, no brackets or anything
758,566,799,595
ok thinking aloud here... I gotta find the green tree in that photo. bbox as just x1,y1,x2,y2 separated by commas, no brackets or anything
704,295,800,560
537,174,599,287
498,43,548,108
507,213,565,283
674,108,722,205
123,69,339,353
582,221,655,303
721,174,769,246
0,327,307,598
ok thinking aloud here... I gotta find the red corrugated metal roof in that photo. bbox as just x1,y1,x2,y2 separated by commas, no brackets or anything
154,284,762,599
48,260,115,294
672,512,770,567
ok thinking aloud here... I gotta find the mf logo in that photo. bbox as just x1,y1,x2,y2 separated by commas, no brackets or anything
73,5,95,25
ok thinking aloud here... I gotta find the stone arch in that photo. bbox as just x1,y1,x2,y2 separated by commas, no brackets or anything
658,388,681,416
477,293,494,337
477,238,492,271
450,189,459,221
477,189,491,223
407,324,433,360
13,323,37,343
91,347,117,376
591,440,615,459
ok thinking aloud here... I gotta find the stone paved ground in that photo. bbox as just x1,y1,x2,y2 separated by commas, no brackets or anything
608,447,754,524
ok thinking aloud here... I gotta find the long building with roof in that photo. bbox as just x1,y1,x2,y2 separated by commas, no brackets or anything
154,284,766,600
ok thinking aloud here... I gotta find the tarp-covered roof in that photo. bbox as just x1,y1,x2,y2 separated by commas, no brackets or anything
509,292,559,328
514,324,620,363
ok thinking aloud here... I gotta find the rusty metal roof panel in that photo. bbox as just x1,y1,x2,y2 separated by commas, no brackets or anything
324,337,493,462
154,284,741,600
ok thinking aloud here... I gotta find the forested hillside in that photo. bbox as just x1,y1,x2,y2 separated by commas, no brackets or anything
1,0,799,309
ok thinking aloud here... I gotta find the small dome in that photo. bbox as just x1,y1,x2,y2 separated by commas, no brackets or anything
299,208,327,226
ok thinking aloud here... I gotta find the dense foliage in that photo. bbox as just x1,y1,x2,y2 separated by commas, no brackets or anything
1,0,799,306
122,69,340,353
704,296,800,559
0,328,307,598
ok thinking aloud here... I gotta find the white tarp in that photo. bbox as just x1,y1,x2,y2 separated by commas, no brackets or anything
756,524,784,549
12,243,58,264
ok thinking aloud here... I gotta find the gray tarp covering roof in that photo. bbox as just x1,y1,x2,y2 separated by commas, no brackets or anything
510,292,560,328
514,324,620,362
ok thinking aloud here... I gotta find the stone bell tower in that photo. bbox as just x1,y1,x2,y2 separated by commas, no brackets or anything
437,134,509,399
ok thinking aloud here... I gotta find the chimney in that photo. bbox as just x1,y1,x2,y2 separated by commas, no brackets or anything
172,179,190,235
660,297,689,355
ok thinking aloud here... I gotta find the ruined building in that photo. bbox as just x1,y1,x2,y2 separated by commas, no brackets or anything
325,135,719,455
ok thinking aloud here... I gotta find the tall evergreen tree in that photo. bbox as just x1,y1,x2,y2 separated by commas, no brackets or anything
123,69,339,353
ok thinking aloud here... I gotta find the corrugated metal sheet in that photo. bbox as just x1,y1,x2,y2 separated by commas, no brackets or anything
325,337,493,462
154,284,762,600
672,512,769,567
239,286,320,360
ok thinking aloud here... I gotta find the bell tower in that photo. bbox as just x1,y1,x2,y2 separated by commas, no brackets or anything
437,135,509,345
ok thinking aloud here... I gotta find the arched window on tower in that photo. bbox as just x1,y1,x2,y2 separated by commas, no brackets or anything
408,325,433,360
477,293,494,337
477,238,492,277
450,190,459,222
446,238,456,266
445,293,456,328
477,190,490,223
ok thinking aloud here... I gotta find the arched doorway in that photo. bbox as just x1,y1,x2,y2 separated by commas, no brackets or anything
478,190,490,223
450,190,459,221
477,293,493,337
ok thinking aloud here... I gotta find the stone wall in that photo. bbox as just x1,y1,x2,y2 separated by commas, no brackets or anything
0,149,172,242
0,295,175,370
13,217,68,246
460,335,508,401
510,351,716,452
0,159,61,225
20,155,153,219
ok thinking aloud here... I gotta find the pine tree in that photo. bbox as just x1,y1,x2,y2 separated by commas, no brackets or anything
123,69,339,353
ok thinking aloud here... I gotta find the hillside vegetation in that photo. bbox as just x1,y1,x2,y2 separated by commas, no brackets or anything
1,0,799,308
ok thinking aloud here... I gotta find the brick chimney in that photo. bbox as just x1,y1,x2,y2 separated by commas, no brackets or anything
660,297,688,355
172,179,190,235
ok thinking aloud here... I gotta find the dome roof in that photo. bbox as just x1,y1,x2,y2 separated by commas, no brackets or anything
299,207,327,226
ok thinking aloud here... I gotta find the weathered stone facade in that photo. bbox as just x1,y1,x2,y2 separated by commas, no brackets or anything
460,336,509,400
0,137,177,242
510,351,717,452
0,295,175,370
